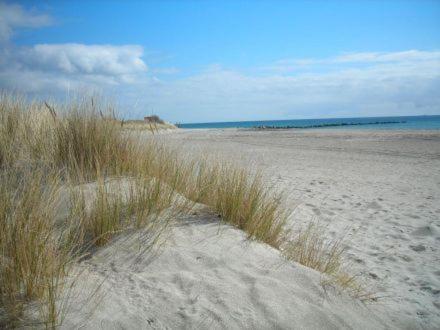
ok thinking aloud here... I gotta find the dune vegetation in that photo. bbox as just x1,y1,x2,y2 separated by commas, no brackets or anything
120,118,177,132
0,92,361,328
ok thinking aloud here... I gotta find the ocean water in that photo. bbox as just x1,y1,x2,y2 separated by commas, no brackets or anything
178,115,440,130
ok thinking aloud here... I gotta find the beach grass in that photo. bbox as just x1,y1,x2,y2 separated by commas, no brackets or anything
0,92,360,327
183,162,288,247
120,119,177,132
282,222,374,299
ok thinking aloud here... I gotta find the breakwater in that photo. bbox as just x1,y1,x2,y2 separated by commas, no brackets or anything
252,121,406,130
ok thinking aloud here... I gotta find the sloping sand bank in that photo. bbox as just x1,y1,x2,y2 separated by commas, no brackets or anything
62,208,407,329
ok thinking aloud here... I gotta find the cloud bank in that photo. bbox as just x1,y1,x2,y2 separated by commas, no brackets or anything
1,43,148,92
21,44,147,76
0,2,439,122
130,50,440,121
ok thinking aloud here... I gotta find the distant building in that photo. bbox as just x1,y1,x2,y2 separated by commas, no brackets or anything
144,115,164,124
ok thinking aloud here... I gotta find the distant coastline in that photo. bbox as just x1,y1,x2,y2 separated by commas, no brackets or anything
177,115,440,130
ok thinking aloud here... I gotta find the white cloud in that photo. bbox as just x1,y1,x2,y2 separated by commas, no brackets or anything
334,50,440,63
0,2,52,42
0,43,149,93
20,44,147,76
265,50,440,74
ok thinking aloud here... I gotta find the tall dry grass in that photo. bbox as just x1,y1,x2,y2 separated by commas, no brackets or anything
0,92,362,327
52,105,125,178
282,222,372,299
283,223,346,275
0,94,184,327
182,162,287,247
0,168,70,328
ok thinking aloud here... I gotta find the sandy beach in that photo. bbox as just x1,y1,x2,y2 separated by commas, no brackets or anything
2,2,439,328
158,128,440,328
56,128,440,329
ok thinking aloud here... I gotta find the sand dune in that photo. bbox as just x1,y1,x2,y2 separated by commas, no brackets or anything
61,207,409,329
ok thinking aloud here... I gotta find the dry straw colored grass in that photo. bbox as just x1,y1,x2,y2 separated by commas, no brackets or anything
0,93,185,327
120,119,177,132
283,222,373,300
0,168,72,328
183,162,288,247
0,92,362,328
283,222,346,275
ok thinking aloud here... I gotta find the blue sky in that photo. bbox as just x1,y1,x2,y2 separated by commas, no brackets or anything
1,0,439,122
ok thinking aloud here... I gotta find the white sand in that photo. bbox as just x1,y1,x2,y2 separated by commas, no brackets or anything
59,129,439,329
62,208,406,329
161,128,440,328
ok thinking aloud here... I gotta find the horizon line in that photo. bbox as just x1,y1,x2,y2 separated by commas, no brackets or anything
176,114,440,125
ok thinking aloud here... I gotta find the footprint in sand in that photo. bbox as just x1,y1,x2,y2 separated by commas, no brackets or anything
411,226,437,238
409,244,426,252
366,201,381,210
369,272,379,280
420,286,440,295
400,255,412,262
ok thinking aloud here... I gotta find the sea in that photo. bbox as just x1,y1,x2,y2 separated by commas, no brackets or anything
177,115,440,130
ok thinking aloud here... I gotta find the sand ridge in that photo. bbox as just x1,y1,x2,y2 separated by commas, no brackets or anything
62,209,406,329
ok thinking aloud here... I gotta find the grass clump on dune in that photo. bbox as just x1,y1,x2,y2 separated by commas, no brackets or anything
52,103,127,178
0,92,362,328
211,167,286,247
0,94,183,327
283,223,346,275
282,223,366,297
0,168,71,328
184,162,287,248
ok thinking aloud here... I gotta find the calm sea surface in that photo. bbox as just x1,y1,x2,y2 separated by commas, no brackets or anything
178,115,440,130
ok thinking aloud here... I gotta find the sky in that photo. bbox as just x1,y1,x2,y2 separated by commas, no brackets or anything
0,0,439,123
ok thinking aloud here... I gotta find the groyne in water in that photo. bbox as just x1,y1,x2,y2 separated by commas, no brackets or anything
252,121,406,130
